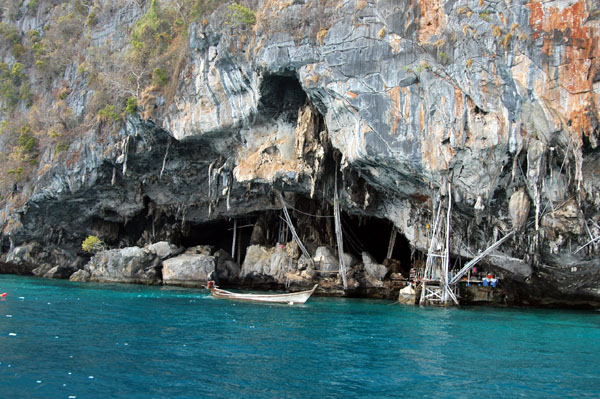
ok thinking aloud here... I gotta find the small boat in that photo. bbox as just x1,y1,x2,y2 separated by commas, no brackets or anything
207,281,318,304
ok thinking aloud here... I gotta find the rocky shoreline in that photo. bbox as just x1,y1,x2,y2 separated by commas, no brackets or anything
0,240,408,299
1,0,599,309
0,239,549,308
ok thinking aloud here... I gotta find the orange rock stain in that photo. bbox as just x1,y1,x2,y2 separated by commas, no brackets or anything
526,0,599,135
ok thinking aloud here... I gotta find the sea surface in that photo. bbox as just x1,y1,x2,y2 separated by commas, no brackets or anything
0,275,599,399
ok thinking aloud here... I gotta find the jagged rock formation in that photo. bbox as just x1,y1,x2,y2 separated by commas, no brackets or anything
162,253,216,287
72,246,162,285
1,0,600,307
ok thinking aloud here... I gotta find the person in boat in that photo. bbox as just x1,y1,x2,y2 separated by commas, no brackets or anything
207,271,219,287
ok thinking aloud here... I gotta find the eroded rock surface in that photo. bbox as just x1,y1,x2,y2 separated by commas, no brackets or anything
162,253,215,287
73,247,161,285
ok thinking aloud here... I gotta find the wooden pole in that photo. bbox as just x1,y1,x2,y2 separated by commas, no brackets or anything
573,235,600,254
419,281,426,306
424,193,443,280
237,228,242,265
442,183,452,304
278,192,314,267
449,230,515,285
386,226,397,260
231,218,237,258
334,180,348,289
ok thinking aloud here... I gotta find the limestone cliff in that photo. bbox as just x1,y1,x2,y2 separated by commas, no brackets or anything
1,0,599,307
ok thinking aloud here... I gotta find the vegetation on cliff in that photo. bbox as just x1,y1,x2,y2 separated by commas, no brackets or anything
0,0,240,201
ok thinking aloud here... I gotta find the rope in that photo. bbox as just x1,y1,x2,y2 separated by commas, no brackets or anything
340,222,363,255
284,204,334,218
278,193,314,267
340,217,366,254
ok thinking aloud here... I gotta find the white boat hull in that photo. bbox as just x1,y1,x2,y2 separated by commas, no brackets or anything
210,284,318,304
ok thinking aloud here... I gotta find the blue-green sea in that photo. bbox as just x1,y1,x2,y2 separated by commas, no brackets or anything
0,275,599,398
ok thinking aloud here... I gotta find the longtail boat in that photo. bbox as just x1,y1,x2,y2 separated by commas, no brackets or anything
207,281,318,304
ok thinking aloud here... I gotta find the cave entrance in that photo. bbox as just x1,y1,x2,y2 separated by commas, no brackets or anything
340,214,413,274
179,217,254,264
258,74,307,123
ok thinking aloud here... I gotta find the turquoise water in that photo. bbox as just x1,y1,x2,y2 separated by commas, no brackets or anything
0,275,599,398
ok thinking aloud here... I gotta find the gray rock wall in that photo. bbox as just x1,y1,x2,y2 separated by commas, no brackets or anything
1,0,600,306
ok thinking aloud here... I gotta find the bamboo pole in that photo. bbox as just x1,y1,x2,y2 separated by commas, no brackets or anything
386,226,397,260
449,230,515,285
421,192,443,305
573,235,600,254
237,229,242,265
231,218,237,258
334,175,348,289
278,192,314,267
424,193,443,280
442,183,453,304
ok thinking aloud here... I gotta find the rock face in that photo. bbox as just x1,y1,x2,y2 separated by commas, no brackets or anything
1,0,600,306
162,253,215,287
147,242,184,260
213,249,241,283
73,247,161,285
509,189,530,231
241,244,297,283
3,243,75,276
362,252,388,282
313,246,339,272
398,284,416,305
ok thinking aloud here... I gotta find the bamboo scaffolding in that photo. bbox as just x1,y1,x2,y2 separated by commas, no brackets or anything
420,192,444,305
441,183,459,305
424,194,443,278
449,230,515,285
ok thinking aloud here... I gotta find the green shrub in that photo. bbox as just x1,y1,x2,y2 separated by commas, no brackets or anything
54,142,70,154
82,235,104,253
97,104,120,122
125,97,138,114
479,11,491,21
6,167,24,181
188,0,218,22
130,0,171,61
17,124,38,164
152,67,168,86
0,23,24,60
0,22,20,45
87,12,98,26
27,30,41,42
0,62,31,109
438,51,449,64
76,63,87,76
27,0,39,11
227,3,256,27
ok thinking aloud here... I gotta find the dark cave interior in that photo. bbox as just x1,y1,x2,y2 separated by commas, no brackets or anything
339,213,413,273
169,209,413,274
179,217,255,264
258,74,307,123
